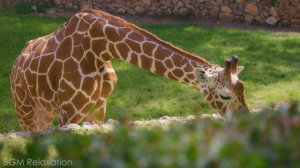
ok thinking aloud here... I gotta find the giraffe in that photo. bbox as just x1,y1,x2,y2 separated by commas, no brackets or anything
10,9,249,131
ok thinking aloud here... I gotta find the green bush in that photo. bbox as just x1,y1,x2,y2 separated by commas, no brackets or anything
12,3,32,14
3,102,300,167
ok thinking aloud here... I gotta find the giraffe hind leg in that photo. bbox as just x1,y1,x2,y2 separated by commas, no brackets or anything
13,90,53,131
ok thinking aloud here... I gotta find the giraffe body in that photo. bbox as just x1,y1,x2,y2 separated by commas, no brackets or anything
10,9,249,131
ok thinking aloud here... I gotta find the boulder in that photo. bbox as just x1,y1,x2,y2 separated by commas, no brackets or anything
291,19,300,28
244,14,254,23
244,3,259,16
161,0,172,6
221,6,232,13
266,16,277,25
269,7,278,17
142,0,152,6
219,13,234,21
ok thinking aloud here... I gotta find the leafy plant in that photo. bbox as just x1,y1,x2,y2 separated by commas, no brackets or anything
12,3,32,14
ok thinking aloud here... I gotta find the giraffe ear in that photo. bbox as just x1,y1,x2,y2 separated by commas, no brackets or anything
194,68,213,83
237,66,244,74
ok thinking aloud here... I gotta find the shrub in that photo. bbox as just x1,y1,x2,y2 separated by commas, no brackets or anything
12,3,32,14
3,102,300,167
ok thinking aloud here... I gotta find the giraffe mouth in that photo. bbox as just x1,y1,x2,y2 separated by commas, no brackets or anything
219,94,231,100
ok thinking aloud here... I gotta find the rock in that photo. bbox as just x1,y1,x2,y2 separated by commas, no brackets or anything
288,7,297,16
221,6,232,13
46,8,56,14
161,0,172,6
266,16,277,25
54,0,61,5
255,16,265,23
117,8,126,14
142,0,152,6
291,19,300,28
269,7,278,17
219,12,234,21
244,3,259,16
177,1,184,8
244,14,254,23
135,6,145,14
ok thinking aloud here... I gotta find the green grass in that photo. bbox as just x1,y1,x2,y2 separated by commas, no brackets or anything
1,13,300,132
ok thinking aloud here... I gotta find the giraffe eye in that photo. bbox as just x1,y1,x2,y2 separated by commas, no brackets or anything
220,94,231,100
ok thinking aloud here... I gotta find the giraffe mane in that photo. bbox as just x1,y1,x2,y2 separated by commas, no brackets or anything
79,9,211,66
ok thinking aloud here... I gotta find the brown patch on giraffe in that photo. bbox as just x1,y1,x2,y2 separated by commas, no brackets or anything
109,43,119,58
142,42,156,56
167,72,178,81
118,27,131,37
101,52,112,61
37,75,53,100
59,80,76,99
92,39,107,56
91,81,101,100
63,58,81,88
48,61,63,91
80,52,96,74
65,16,80,36
183,78,190,83
38,98,52,110
22,43,31,54
61,104,76,117
125,39,141,53
165,59,174,69
83,14,97,24
183,63,193,73
116,43,130,60
29,57,40,72
43,37,58,54
210,101,218,109
108,20,123,27
72,46,84,61
38,54,54,73
140,55,152,70
72,92,89,110
173,68,184,78
33,41,47,58
187,74,195,80
56,37,72,60
216,101,223,110
154,61,167,75
72,33,84,46
207,94,213,102
128,32,144,42
155,46,172,61
23,54,33,69
101,82,113,98
172,54,187,67
130,53,138,65
55,27,65,42
24,71,37,96
31,38,43,51
77,19,90,32
105,26,123,42
90,20,106,38
82,77,96,95
82,37,91,51
15,86,26,101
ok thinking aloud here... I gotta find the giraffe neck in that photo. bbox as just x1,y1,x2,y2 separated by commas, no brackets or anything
83,10,213,88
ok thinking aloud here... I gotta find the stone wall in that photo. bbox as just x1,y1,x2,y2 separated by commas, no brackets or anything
2,0,300,27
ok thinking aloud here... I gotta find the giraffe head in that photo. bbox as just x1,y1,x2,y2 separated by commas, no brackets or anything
194,56,249,115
